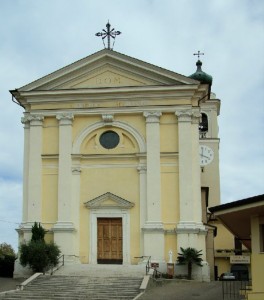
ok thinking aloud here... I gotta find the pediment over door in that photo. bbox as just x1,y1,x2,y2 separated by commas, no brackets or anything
84,192,135,209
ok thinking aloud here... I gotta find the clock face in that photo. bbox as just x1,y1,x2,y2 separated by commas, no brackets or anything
199,145,214,166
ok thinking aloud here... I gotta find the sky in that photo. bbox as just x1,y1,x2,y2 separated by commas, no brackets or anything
0,0,263,252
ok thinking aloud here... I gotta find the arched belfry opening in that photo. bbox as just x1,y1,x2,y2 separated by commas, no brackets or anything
199,113,208,138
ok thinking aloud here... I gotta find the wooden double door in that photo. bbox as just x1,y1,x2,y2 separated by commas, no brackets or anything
97,218,123,264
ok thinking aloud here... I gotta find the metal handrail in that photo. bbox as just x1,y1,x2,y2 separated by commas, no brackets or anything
49,254,64,275
134,256,151,275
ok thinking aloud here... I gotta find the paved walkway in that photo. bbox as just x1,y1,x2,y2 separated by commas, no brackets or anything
138,279,223,300
0,277,24,293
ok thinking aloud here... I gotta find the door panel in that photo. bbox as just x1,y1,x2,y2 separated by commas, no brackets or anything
97,218,123,264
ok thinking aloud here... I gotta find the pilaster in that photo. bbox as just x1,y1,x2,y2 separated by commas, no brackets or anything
142,111,164,261
137,164,147,255
53,113,76,258
26,114,44,222
175,108,207,259
21,116,30,223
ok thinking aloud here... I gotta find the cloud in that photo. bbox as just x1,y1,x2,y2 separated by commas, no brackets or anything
0,179,22,252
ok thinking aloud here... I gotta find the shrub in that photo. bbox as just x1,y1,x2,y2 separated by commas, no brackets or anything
19,223,60,273
177,247,203,280
0,243,16,277
31,222,46,242
20,240,60,272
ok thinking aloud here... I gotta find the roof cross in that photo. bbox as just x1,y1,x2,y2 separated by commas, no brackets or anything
95,21,121,50
193,50,204,60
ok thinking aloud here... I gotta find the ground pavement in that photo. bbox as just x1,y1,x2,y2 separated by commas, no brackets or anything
138,279,223,300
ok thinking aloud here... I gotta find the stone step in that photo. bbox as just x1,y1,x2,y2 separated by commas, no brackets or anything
0,275,142,300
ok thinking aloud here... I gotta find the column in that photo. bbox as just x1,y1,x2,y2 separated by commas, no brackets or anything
175,109,207,259
21,115,30,224
53,113,77,260
27,114,44,225
142,112,164,262
137,164,147,256
71,165,81,257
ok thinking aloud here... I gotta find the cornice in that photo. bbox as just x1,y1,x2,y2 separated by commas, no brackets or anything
16,84,199,104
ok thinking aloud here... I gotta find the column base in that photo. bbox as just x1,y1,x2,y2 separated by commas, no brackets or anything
176,221,208,262
142,222,164,263
174,261,210,282
52,222,77,257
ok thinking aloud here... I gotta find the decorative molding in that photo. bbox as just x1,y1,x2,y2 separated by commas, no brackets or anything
72,121,146,153
102,114,114,125
144,111,162,123
22,114,44,126
176,221,207,235
175,110,192,122
56,113,74,125
84,192,135,209
52,222,75,232
142,222,164,232
21,116,30,129
175,109,201,124
192,109,201,124
137,165,147,174
72,167,81,175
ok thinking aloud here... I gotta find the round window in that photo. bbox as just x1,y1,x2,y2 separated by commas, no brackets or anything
99,131,120,149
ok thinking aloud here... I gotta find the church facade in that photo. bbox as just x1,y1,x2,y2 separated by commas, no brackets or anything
11,49,221,278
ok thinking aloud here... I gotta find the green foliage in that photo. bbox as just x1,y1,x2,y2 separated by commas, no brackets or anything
19,223,60,273
0,243,16,258
31,222,46,242
177,247,203,280
20,240,60,272
0,243,16,277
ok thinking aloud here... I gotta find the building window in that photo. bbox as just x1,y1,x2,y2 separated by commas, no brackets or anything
199,113,208,138
99,130,120,149
260,224,264,252
234,237,242,255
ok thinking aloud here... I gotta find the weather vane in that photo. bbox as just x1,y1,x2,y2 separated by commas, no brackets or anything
193,50,204,60
95,21,121,50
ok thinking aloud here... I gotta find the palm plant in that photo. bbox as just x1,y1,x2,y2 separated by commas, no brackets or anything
177,247,203,280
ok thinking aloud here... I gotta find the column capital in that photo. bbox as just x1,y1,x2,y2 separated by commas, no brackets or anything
56,113,74,125
175,109,201,123
144,111,162,123
175,110,192,122
22,114,44,126
21,115,30,128
137,165,147,174
192,109,201,124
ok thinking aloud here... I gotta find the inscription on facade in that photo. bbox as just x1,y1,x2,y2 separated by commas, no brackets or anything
95,76,121,85
72,100,147,109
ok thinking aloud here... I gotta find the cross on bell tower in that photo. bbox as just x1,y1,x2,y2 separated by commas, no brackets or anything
193,50,204,60
95,21,121,50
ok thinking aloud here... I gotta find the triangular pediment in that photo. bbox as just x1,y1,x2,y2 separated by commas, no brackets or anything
84,192,134,209
17,49,198,92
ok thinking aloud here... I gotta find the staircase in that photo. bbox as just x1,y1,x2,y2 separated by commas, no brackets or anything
0,275,143,300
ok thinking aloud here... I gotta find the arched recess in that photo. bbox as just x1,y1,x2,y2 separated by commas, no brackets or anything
72,121,146,154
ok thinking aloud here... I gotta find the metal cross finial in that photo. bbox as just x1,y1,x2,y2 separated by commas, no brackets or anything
193,51,204,60
95,21,121,50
